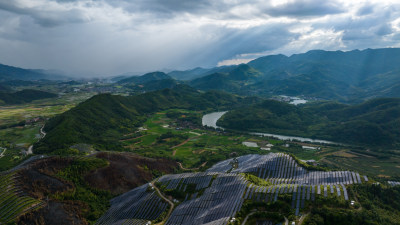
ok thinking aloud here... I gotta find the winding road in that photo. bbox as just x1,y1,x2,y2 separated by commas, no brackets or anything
151,181,175,225
0,148,6,158
27,125,47,155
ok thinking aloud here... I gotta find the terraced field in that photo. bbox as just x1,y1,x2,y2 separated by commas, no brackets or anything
0,172,43,223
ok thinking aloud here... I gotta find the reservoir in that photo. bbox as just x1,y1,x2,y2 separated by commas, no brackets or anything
202,111,336,144
201,111,227,129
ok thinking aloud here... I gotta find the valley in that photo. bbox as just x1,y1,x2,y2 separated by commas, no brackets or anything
0,48,400,225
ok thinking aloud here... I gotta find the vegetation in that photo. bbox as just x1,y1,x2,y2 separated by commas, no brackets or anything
53,157,114,223
232,201,293,225
0,172,42,224
0,89,57,105
219,98,400,147
304,184,400,225
117,71,172,84
34,86,261,154
242,173,272,186
189,48,400,102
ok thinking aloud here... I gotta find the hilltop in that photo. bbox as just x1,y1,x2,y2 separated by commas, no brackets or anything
181,48,400,102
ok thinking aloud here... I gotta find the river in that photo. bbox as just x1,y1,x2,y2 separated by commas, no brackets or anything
201,111,227,129
202,111,336,144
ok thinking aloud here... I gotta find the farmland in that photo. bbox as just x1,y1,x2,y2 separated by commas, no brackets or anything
0,95,399,224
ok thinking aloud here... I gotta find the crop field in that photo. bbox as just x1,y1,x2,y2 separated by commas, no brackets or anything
0,92,94,171
0,92,93,126
120,110,400,179
320,152,400,178
0,125,43,171
121,110,260,169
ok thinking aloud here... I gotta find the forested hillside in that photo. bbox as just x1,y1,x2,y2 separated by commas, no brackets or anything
186,48,400,102
0,89,57,105
218,98,400,146
34,85,260,154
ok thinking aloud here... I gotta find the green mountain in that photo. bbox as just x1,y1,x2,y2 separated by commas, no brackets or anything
168,67,210,80
190,73,240,91
34,85,260,154
184,48,400,102
0,89,58,105
190,64,261,92
168,65,237,81
218,98,400,146
125,79,181,92
118,72,172,84
0,63,64,81
0,84,11,92
251,71,360,101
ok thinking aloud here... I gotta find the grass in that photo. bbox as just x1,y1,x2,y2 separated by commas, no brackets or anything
0,125,42,171
321,153,400,178
121,108,400,179
121,109,288,169
0,92,94,172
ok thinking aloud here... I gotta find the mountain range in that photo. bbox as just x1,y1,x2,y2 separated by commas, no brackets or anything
111,48,400,102
2,48,400,102
0,63,65,81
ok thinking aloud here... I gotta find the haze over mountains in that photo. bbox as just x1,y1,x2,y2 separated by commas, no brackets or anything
111,48,400,102
2,48,400,103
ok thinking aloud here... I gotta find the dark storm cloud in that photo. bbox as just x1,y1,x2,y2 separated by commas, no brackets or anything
0,1,88,27
0,0,399,76
263,0,344,17
215,25,298,58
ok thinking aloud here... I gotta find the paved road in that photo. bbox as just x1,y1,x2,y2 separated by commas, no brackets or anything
27,125,47,155
0,148,6,158
241,211,256,225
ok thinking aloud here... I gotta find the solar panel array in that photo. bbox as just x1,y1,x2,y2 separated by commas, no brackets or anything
98,153,365,224
96,184,168,225
157,172,217,191
165,174,247,225
388,181,400,186
207,153,363,186
207,153,363,216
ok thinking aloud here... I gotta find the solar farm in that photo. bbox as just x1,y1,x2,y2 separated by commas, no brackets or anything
0,172,43,224
97,153,367,225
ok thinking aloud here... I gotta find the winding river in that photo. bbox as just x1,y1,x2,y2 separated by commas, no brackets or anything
202,111,336,144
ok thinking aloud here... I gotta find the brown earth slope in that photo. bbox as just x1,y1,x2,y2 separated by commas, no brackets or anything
86,152,178,194
14,153,179,224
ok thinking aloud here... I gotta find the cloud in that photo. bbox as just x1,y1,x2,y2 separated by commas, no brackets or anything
0,0,399,75
357,3,375,16
0,1,90,27
263,0,345,17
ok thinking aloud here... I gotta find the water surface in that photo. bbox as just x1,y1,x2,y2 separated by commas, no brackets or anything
201,111,227,129
202,111,337,144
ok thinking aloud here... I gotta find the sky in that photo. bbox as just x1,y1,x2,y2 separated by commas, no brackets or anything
0,0,400,77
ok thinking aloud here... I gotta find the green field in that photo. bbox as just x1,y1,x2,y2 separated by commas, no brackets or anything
118,109,400,179
0,92,94,126
0,92,94,171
